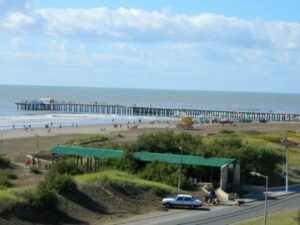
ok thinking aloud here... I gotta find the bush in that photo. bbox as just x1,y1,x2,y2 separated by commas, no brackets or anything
0,170,17,187
52,159,83,175
18,187,58,210
117,150,138,173
0,156,11,168
239,145,283,182
140,161,193,190
0,169,17,179
135,131,203,155
0,175,10,187
39,172,77,194
29,166,41,174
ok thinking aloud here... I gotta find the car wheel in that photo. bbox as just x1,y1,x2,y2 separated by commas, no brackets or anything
165,203,171,208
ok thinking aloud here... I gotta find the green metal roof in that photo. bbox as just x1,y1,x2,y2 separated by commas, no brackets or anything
133,152,234,167
51,146,235,167
52,146,123,158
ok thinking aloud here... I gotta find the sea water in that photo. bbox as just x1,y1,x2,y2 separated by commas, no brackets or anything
1,85,300,130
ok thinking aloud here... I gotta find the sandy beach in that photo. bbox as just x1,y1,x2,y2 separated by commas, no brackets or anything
1,122,300,160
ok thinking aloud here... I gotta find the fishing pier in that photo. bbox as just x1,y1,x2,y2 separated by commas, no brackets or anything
16,98,300,122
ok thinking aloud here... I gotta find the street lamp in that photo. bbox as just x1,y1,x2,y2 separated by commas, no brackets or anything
250,172,268,225
177,146,183,194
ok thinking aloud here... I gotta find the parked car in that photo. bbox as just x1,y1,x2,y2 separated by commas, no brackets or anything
161,194,202,209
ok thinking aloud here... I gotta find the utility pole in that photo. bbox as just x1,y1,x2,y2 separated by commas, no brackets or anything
283,134,289,192
177,146,183,194
36,133,39,152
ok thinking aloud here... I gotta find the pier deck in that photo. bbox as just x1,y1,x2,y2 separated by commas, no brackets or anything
15,100,300,122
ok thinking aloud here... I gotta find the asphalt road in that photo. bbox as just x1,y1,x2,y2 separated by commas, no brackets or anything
114,193,300,225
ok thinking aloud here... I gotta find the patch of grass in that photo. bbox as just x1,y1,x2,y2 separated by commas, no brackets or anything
66,134,110,146
0,187,20,204
29,166,41,174
236,209,300,225
0,169,17,187
75,170,176,195
0,169,17,179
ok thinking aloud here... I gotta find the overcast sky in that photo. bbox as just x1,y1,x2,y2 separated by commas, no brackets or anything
1,0,300,93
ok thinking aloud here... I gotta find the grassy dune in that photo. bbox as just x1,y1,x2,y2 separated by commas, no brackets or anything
75,170,176,194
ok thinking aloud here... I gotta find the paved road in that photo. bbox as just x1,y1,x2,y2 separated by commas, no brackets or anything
113,193,300,225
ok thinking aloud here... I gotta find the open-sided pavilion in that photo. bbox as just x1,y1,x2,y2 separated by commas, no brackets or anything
51,146,240,190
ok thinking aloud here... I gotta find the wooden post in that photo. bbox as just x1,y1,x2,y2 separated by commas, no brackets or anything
86,158,89,172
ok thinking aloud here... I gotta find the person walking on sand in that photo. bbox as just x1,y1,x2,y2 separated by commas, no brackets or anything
32,158,36,166
25,157,31,166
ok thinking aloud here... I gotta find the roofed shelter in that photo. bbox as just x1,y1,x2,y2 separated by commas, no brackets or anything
51,146,240,190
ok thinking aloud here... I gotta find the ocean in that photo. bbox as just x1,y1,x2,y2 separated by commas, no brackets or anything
1,85,300,131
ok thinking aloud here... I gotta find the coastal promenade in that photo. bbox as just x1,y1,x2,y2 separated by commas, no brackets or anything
16,99,300,122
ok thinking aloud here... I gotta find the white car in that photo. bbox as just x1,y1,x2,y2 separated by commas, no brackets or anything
162,194,202,208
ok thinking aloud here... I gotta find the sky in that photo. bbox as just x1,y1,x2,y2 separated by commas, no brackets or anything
1,0,300,93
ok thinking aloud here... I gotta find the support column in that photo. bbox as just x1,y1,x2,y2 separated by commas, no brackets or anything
233,163,241,188
220,165,228,190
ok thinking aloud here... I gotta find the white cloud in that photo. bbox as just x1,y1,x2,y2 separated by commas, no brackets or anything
0,4,300,50
1,12,35,30
1,1,300,92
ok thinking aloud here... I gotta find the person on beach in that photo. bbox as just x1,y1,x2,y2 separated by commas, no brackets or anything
32,158,36,166
12,124,15,129
25,157,31,166
59,124,62,128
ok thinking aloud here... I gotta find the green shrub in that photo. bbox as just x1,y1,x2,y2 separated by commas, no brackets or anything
239,145,283,182
140,161,193,189
0,156,11,168
135,131,203,155
52,159,83,175
118,150,138,173
29,166,41,174
40,172,77,194
0,169,17,179
0,175,10,187
18,188,58,210
0,170,17,187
